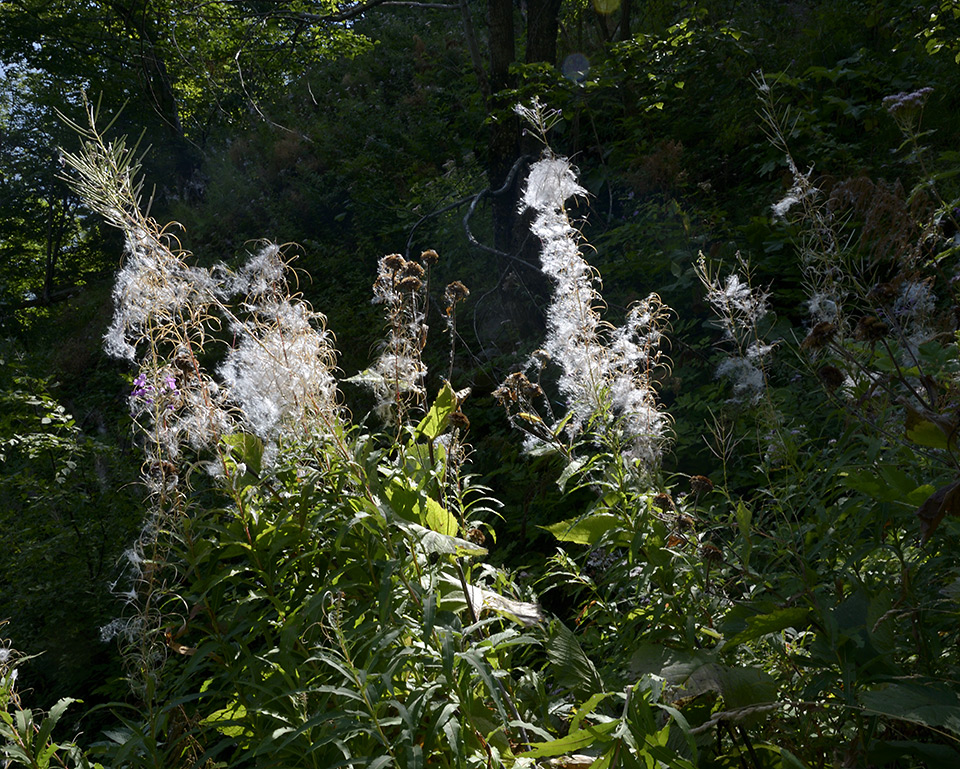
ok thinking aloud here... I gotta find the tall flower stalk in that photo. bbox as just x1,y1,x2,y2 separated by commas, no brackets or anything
498,101,670,476
59,99,343,696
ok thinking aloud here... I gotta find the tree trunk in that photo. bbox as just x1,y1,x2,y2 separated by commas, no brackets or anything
525,0,563,64
42,198,70,304
617,0,632,42
486,0,520,255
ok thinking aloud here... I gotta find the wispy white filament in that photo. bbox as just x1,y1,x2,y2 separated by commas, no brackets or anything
521,154,668,470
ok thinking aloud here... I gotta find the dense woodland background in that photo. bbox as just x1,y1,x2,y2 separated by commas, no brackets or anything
3,1,960,767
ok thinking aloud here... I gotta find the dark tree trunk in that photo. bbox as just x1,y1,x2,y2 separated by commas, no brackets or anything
486,0,521,255
42,198,71,304
525,0,563,64
618,0,632,42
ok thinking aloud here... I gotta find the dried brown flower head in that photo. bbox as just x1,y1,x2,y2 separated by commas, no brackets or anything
401,261,426,280
444,281,470,314
867,282,898,306
818,364,845,390
690,475,714,495
801,322,837,352
383,253,406,272
420,249,440,266
449,410,471,431
397,276,423,293
700,542,723,563
653,493,675,512
854,315,889,342
493,371,542,406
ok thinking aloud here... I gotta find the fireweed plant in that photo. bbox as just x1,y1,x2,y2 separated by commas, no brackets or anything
7,89,960,768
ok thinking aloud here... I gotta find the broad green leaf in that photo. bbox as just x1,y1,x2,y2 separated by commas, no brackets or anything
905,415,954,450
221,432,264,476
715,666,778,710
629,645,713,680
546,620,605,699
415,382,457,441
384,477,458,535
542,513,630,547
201,700,253,739
424,495,458,537
861,682,960,735
396,518,487,556
724,607,810,647
520,720,620,758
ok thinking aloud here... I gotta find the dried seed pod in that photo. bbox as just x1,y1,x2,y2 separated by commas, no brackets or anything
401,261,425,279
397,276,423,293
449,410,471,431
420,249,440,266
867,282,898,305
801,321,836,351
653,493,675,512
444,281,470,314
382,253,406,272
690,475,714,495
854,315,889,341
818,364,845,390
700,542,723,562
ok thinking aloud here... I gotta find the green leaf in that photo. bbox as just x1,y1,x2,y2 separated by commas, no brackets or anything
861,682,960,735
221,432,264,476
415,382,457,441
542,513,630,547
384,478,458,535
395,518,487,557
571,692,615,733
34,698,77,761
546,620,605,699
201,700,253,739
424,496,458,537
724,607,810,647
520,720,620,758
906,416,954,450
